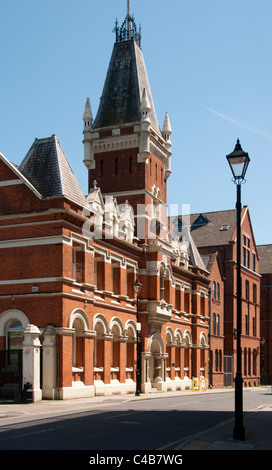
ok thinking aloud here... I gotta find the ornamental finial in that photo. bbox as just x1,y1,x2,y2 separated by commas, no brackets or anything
113,1,141,47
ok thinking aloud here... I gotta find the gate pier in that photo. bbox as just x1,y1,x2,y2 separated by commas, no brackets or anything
23,324,42,402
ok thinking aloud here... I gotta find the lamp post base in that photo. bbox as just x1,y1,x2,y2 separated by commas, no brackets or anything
233,424,245,441
233,373,245,441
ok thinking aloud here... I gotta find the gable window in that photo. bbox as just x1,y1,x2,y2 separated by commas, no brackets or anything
242,235,250,269
216,283,220,300
252,253,256,272
213,313,216,335
212,281,216,299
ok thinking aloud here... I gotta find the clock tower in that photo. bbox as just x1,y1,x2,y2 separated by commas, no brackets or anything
83,8,172,242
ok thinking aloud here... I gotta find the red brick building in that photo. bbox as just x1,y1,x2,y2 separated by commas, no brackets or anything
184,209,261,387
0,12,211,400
202,252,225,388
257,244,272,385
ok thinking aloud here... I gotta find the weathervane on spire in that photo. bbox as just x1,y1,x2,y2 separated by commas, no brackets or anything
113,0,142,47
126,1,130,25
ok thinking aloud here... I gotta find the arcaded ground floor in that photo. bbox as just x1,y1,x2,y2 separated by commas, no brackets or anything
0,307,211,400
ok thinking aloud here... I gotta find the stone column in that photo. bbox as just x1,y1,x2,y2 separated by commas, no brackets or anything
83,330,96,386
23,324,42,402
119,339,127,383
103,334,113,384
42,326,57,400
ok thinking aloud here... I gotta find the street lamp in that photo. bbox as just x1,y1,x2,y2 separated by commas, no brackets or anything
226,138,250,441
133,279,143,396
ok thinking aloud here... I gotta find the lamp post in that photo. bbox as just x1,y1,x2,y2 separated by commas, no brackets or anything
226,138,250,441
133,279,143,396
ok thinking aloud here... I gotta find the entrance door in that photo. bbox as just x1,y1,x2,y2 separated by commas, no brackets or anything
150,338,164,389
0,349,22,401
0,320,24,401
224,355,233,387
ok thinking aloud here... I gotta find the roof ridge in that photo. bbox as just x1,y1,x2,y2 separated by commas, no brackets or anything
184,208,236,217
54,136,86,205
52,135,63,195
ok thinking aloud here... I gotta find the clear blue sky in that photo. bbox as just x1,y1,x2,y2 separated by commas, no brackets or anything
1,0,271,246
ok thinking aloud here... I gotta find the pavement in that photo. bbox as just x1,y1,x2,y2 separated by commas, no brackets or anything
0,386,271,451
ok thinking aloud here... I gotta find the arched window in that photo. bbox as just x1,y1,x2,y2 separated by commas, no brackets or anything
166,331,172,369
183,333,191,376
94,322,104,369
212,282,216,299
129,156,132,174
126,326,135,369
72,318,84,368
175,333,182,370
111,325,120,369
7,320,23,350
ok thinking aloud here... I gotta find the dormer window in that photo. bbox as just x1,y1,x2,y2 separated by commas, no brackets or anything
191,214,210,230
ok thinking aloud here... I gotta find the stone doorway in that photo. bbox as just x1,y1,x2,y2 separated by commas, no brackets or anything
149,334,165,391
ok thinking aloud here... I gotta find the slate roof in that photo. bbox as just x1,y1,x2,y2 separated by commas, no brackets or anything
179,210,238,248
257,245,272,274
177,220,208,272
93,39,161,134
19,135,86,206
